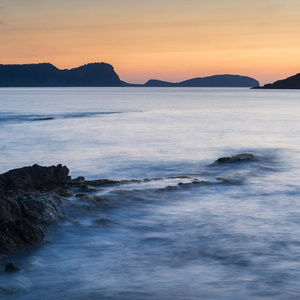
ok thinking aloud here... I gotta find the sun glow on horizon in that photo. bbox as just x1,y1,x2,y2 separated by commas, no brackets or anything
1,0,300,85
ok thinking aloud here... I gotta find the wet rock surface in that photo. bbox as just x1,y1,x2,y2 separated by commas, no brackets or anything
0,164,70,253
0,164,69,192
0,165,124,254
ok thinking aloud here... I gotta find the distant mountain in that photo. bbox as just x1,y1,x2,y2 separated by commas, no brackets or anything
0,63,259,88
254,73,300,89
141,75,259,88
177,75,259,87
0,63,122,87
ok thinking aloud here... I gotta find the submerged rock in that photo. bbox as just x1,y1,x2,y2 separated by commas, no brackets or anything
69,178,120,188
5,262,20,272
213,153,255,164
92,218,113,226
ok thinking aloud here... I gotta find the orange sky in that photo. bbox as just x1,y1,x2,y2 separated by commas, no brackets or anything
1,0,300,85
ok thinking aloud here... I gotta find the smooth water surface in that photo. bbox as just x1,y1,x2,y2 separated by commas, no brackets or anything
1,87,300,299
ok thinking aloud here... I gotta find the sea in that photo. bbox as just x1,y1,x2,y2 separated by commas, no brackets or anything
0,87,300,299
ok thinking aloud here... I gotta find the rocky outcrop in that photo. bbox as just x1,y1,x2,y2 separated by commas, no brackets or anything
0,154,257,253
0,63,122,87
0,164,69,192
254,73,300,89
213,153,255,164
0,165,70,253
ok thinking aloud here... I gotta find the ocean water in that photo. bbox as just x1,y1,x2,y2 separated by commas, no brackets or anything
1,87,300,299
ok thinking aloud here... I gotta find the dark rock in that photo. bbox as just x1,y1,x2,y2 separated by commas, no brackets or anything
69,178,120,189
73,176,85,181
75,193,90,198
56,189,73,197
92,218,112,226
0,164,70,253
21,198,60,225
5,262,20,272
0,216,45,251
0,189,70,253
0,164,69,192
214,153,255,164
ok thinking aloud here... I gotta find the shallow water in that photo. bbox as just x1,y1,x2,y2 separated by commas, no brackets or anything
1,87,300,299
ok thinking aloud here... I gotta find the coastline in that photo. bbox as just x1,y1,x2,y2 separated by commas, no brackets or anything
0,153,254,257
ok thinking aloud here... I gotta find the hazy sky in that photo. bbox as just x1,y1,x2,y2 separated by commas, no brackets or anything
1,0,300,84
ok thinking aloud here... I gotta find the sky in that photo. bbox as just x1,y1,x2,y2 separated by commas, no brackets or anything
1,0,300,85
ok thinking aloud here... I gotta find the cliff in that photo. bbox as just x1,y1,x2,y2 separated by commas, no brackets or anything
254,73,300,89
0,63,122,87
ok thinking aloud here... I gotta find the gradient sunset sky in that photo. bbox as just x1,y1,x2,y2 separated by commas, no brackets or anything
1,0,300,85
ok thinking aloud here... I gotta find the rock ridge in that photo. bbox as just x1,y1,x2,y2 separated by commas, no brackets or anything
0,62,122,87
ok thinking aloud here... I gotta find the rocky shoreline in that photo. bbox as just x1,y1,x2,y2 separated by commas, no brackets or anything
0,164,128,256
0,164,71,253
0,153,255,257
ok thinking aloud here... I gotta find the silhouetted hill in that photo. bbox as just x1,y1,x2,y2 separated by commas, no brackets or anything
0,63,259,88
144,79,175,87
178,75,259,87
254,73,300,89
0,63,122,87
143,75,259,88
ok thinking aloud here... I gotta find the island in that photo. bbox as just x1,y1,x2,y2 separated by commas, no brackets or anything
253,73,300,89
139,74,259,88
